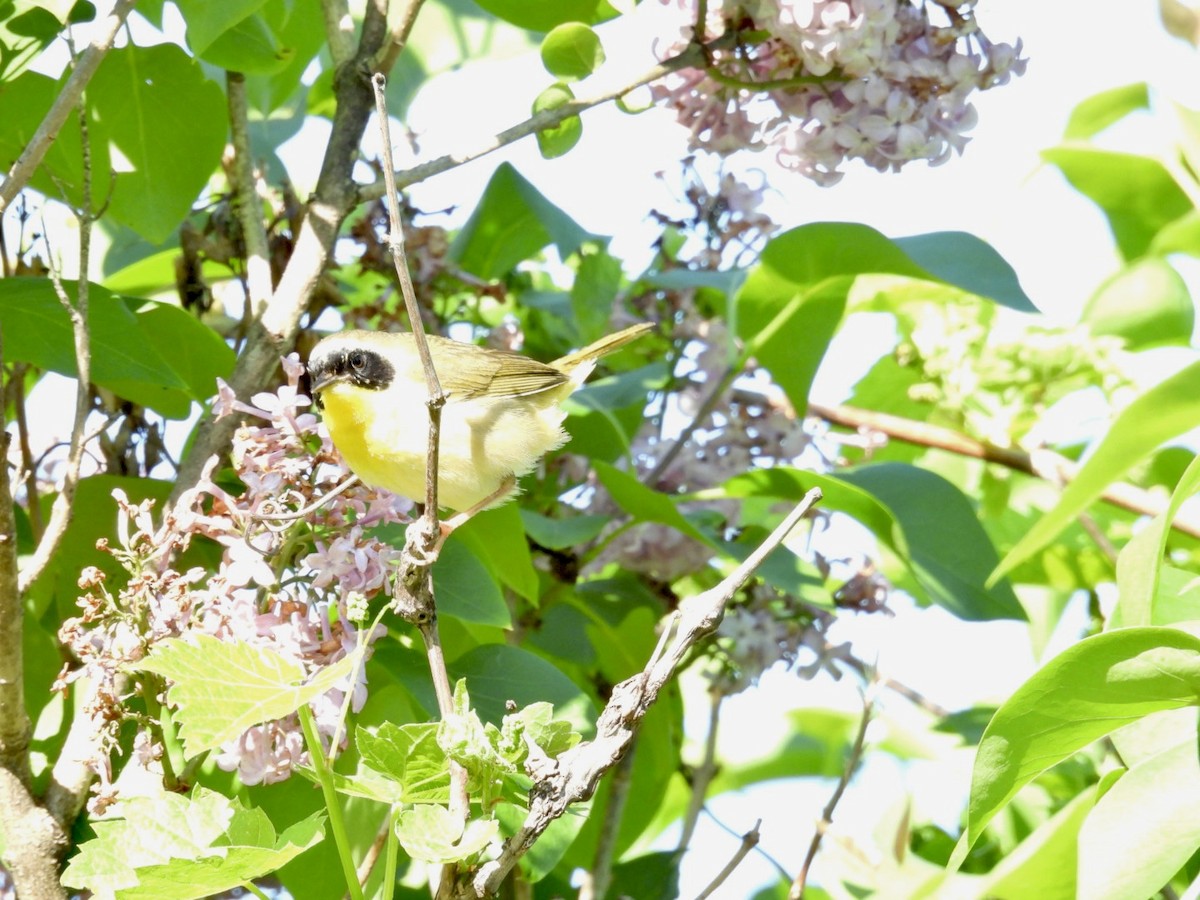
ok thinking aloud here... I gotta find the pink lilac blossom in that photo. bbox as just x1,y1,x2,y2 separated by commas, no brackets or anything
650,0,1026,184
58,355,412,795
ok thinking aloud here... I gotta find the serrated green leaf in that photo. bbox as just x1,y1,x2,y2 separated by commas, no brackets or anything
90,44,226,243
1082,258,1193,348
62,788,323,899
356,722,451,804
962,627,1200,852
1042,146,1192,261
1079,742,1200,900
541,23,605,80
993,357,1200,584
138,634,362,759
1062,83,1150,140
395,806,499,864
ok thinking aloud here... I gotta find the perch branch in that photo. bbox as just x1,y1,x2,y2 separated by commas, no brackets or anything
461,488,824,898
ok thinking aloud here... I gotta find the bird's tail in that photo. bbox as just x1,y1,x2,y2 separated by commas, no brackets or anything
551,322,653,380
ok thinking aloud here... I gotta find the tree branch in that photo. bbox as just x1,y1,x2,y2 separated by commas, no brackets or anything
695,819,761,900
357,45,704,204
462,488,824,898
0,0,135,214
809,401,1200,539
168,0,394,510
19,108,95,595
226,71,274,318
788,686,874,899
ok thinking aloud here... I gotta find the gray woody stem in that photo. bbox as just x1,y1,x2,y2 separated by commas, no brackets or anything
462,488,824,898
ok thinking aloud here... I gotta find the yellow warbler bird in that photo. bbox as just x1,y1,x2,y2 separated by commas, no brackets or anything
307,323,651,513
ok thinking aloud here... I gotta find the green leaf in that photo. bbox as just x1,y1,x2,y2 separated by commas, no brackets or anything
127,299,235,400
520,509,609,550
395,806,499,864
963,627,1200,850
541,23,605,80
1112,453,1200,628
471,0,618,31
198,12,294,75
709,709,858,795
1078,742,1200,900
175,0,269,53
90,44,227,243
62,788,323,899
839,464,1024,621
893,232,1037,313
0,71,96,203
976,786,1097,900
570,246,622,342
534,82,583,159
450,644,595,735
1042,146,1193,261
356,722,451,804
1150,208,1200,257
452,503,539,603
993,357,1200,583
138,634,362,759
0,279,196,416
736,272,848,411
564,363,667,462
1082,258,1193,348
432,538,511,628
593,461,708,544
1062,83,1150,139
449,162,598,279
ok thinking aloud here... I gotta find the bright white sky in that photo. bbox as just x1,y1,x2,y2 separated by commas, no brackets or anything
18,1,1200,896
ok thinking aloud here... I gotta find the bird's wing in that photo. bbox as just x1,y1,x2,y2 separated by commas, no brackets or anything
433,340,569,399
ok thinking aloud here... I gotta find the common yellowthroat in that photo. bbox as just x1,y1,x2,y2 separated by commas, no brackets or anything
307,323,652,513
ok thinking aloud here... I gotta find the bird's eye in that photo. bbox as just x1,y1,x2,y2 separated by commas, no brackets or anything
347,350,366,371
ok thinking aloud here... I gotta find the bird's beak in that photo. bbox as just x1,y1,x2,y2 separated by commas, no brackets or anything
310,372,337,393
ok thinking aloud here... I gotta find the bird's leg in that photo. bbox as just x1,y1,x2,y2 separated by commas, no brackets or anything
439,475,518,539
402,475,517,565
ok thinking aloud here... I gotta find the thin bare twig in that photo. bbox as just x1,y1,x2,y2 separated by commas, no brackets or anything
676,689,723,852
646,360,739,486
321,0,355,66
226,72,274,318
359,46,706,205
788,687,875,899
695,819,761,900
372,0,426,73
462,489,824,899
0,0,136,214
809,401,1200,539
370,72,470,900
19,107,95,595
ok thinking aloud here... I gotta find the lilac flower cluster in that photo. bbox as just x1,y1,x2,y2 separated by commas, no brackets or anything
650,0,1026,184
58,356,411,798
